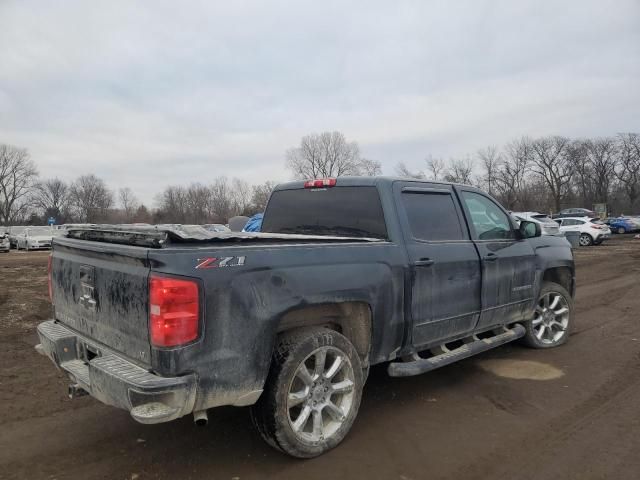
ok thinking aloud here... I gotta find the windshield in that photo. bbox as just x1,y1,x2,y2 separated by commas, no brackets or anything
26,227,52,236
533,215,556,224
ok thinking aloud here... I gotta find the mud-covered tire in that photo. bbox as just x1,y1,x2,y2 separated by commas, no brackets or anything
521,281,573,349
250,327,363,458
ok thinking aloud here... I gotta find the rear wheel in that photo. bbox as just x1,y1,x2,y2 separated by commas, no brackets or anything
251,327,363,458
579,233,593,246
522,282,572,348
617,227,626,234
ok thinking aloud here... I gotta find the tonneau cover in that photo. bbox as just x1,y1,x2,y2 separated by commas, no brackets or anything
64,224,383,248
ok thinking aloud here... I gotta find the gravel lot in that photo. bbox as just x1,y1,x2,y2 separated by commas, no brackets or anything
1,236,640,480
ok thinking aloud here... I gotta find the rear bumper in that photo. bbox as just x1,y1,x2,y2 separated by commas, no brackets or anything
36,320,197,424
27,244,52,249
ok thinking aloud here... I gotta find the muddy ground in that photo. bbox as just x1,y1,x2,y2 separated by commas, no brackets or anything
1,237,640,480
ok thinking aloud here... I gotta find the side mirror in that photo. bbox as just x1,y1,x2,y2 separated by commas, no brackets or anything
519,220,541,239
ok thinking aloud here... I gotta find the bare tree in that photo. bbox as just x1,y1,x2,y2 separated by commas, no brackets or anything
477,146,501,196
231,178,252,216
395,162,425,179
443,157,474,185
426,156,445,181
118,187,139,222
286,131,372,178
493,137,531,210
568,140,593,207
584,137,617,204
209,177,234,222
156,185,187,223
0,144,38,224
251,180,278,212
529,136,574,211
69,174,113,223
615,133,640,211
34,178,69,222
184,183,211,224
133,204,153,224
359,158,382,176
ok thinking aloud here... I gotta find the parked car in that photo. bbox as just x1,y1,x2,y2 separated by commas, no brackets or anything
554,217,611,246
7,226,26,248
605,217,640,234
16,226,54,250
0,233,9,252
512,212,561,236
37,177,575,458
552,208,597,219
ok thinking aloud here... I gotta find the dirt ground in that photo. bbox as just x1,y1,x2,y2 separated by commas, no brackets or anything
1,237,640,480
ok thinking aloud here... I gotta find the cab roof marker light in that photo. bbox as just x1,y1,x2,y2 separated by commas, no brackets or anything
304,178,337,188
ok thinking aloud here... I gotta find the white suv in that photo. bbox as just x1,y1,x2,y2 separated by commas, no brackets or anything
554,217,611,246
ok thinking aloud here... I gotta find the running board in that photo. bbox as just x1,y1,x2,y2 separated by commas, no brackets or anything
387,324,526,377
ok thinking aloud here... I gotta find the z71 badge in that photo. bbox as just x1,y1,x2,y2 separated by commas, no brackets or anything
195,256,246,269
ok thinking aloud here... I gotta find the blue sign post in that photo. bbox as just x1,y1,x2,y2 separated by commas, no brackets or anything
47,217,56,226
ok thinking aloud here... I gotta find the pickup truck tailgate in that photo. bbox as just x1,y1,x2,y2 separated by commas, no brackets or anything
51,238,152,365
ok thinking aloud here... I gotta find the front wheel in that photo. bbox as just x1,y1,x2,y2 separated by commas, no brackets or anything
617,227,626,234
579,233,593,246
521,282,573,348
251,327,364,458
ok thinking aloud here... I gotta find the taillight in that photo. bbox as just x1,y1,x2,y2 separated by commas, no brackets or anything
304,178,337,188
149,275,200,347
47,253,53,304
591,224,603,229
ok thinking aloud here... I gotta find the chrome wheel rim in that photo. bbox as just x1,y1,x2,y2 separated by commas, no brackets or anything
579,235,591,246
287,346,355,443
532,292,570,344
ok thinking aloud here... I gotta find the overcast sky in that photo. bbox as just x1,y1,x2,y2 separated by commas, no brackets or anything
1,0,638,204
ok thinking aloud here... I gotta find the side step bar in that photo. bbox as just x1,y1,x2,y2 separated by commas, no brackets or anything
388,324,526,377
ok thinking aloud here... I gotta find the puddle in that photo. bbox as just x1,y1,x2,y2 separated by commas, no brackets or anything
478,359,564,380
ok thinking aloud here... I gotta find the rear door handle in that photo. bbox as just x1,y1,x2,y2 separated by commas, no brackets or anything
483,253,498,262
414,258,435,267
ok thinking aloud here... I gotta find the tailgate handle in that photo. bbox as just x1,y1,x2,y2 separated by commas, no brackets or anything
414,258,435,267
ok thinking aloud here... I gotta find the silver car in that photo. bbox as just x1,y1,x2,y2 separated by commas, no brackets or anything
7,226,26,248
0,233,9,252
512,212,561,236
16,226,54,250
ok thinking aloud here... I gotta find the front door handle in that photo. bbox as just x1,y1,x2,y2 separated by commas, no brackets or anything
483,253,498,262
414,258,435,267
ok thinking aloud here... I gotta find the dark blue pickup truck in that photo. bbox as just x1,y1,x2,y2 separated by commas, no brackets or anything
36,177,575,458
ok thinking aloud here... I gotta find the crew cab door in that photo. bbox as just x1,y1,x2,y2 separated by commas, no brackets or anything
457,189,536,329
395,182,482,348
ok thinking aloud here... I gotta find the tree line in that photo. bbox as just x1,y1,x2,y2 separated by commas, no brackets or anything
395,133,640,215
0,143,278,226
1,131,638,226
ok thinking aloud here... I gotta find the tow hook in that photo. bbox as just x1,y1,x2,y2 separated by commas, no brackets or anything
193,410,208,426
68,384,88,399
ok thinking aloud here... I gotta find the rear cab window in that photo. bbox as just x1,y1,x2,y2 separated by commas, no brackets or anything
262,186,388,239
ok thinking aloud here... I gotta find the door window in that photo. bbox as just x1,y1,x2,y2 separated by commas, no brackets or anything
461,191,514,240
401,192,465,241
563,219,583,226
